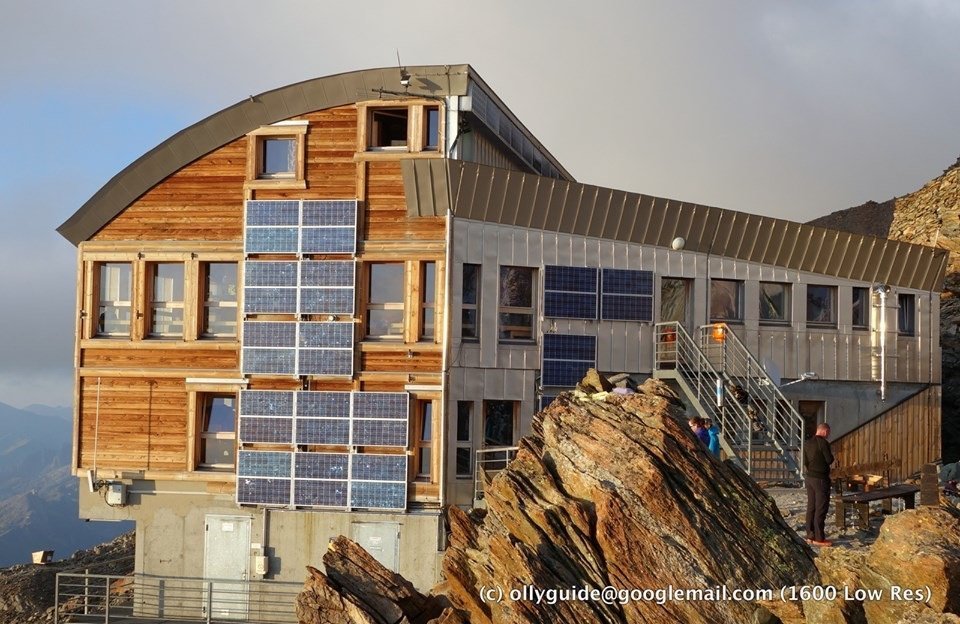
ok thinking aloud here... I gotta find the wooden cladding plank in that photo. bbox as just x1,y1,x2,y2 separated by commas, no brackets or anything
77,377,188,471
360,350,442,373
81,346,239,369
364,160,445,241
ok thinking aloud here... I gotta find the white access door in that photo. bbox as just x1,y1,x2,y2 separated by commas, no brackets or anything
203,515,251,620
352,522,400,572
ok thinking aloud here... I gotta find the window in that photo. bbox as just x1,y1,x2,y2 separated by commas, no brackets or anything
455,401,473,478
499,266,536,341
852,287,870,329
898,293,916,336
366,263,405,339
202,262,238,338
370,108,409,149
806,285,837,327
759,282,790,324
413,400,435,482
484,400,516,447
97,262,132,337
421,262,436,340
198,395,236,470
424,106,441,151
245,123,307,189
660,278,691,325
462,264,480,341
710,279,743,322
149,263,184,337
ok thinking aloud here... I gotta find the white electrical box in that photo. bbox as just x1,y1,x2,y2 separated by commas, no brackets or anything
254,555,269,576
106,483,126,506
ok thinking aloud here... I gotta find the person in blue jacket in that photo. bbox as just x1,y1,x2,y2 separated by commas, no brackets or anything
704,418,721,457
688,417,710,447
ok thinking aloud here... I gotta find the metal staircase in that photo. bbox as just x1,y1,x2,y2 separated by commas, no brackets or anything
654,322,805,482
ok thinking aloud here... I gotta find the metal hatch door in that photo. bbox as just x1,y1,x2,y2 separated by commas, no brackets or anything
203,514,251,620
351,522,400,572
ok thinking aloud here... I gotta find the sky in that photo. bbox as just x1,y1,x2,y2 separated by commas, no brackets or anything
0,0,958,408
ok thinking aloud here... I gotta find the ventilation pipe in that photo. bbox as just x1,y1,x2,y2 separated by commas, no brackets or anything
873,284,890,401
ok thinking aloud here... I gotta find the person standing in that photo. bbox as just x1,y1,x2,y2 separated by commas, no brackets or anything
704,418,721,457
803,422,834,546
688,417,710,447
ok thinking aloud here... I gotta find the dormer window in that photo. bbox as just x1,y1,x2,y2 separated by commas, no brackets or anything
245,122,307,190
360,101,443,154
370,108,409,149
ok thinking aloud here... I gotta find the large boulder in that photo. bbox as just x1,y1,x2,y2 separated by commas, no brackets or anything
442,387,818,623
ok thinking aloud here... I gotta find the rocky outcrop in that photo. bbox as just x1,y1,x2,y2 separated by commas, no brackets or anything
440,387,817,624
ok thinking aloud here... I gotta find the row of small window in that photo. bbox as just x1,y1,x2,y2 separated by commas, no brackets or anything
707,280,916,335
96,262,237,338
198,393,441,485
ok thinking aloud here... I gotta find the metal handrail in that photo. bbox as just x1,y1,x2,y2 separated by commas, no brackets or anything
55,571,302,623
474,446,519,502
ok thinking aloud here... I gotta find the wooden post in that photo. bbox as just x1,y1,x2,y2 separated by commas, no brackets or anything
920,463,939,506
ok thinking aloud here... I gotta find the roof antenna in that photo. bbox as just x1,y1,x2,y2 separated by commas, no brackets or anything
397,49,411,90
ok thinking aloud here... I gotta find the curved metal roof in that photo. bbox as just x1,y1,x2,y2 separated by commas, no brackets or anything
402,159,949,292
57,64,573,245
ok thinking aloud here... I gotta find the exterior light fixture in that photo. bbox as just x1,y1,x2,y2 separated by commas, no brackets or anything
671,237,685,251
711,324,726,342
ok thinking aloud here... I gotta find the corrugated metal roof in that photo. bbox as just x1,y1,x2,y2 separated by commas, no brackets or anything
57,64,573,245
402,159,949,292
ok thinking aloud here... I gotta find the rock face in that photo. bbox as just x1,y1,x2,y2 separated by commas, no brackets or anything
440,387,817,623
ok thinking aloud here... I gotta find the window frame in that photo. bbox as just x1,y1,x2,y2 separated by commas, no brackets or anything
498,265,537,343
196,393,237,471
759,282,791,325
898,292,916,336
201,262,238,339
365,262,406,340
709,279,744,323
244,122,307,190
420,261,437,341
358,100,445,156
95,261,133,338
461,263,481,342
147,262,185,338
483,400,518,449
851,286,870,330
455,401,474,479
806,284,838,328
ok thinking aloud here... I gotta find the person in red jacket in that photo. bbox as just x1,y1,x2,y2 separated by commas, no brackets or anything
803,422,835,546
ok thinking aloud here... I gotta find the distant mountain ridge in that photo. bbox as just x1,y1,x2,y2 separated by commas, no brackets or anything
0,402,130,567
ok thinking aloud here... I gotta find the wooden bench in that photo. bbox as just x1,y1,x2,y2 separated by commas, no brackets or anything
834,484,920,531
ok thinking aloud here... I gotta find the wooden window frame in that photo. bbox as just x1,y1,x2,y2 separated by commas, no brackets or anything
191,391,238,472
420,261,437,342
365,262,406,340
244,122,307,191
357,100,445,157
200,261,238,339
94,261,133,338
147,262,186,339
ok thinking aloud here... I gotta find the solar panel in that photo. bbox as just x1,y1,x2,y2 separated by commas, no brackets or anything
236,450,294,505
599,268,654,322
298,260,355,315
238,390,296,443
351,454,406,481
352,419,407,447
296,418,350,445
300,289,355,315
239,416,293,444
244,288,298,315
542,334,596,387
245,228,299,254
353,392,408,419
296,452,349,479
241,348,296,375
543,266,598,319
246,201,300,226
237,477,292,506
300,228,356,254
297,349,353,376
246,261,299,287
296,391,350,418
350,481,406,510
539,395,559,411
294,479,347,507
299,322,353,348
238,450,292,477
301,200,357,226
300,261,355,287
240,390,295,417
243,322,297,347
241,322,298,375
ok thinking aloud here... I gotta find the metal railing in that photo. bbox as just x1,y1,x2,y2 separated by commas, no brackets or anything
654,322,804,481
55,572,302,624
474,446,519,502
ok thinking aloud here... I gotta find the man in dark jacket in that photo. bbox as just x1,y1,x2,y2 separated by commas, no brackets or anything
803,422,834,546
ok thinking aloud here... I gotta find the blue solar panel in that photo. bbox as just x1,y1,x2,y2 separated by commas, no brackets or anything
601,294,653,322
244,288,297,314
545,266,598,292
245,228,299,254
353,392,407,419
240,390,294,417
301,200,356,226
544,292,597,319
301,228,356,254
601,268,654,295
349,481,406,510
351,454,406,481
296,391,350,418
294,479,347,507
243,322,297,347
239,416,293,444
245,261,298,287
241,348,296,375
238,477,291,506
300,289,354,315
542,334,596,388
352,419,407,447
539,395,559,411
238,450,292,477
295,452,349,479
246,201,300,226
300,261,354,287
296,418,350,445
297,349,353,376
543,266,598,319
299,322,353,348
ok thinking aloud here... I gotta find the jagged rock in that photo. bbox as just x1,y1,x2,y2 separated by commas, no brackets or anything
442,384,818,623
635,377,685,409
859,506,960,624
804,548,868,624
575,368,613,393
296,536,463,624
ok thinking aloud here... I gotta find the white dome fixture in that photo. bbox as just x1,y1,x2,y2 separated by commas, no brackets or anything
671,237,685,251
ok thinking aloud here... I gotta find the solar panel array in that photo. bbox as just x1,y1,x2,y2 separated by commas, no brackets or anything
541,334,597,388
542,266,654,323
244,200,357,256
544,266,598,319
236,391,409,510
243,260,356,316
241,321,354,377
